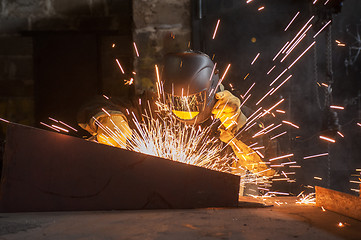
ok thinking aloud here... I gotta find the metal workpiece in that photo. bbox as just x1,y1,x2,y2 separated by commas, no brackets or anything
0,123,240,212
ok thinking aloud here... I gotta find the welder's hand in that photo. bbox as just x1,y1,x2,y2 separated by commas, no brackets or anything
219,128,276,177
219,128,235,144
212,90,247,131
95,113,132,148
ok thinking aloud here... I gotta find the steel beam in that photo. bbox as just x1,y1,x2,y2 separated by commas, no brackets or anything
0,123,239,212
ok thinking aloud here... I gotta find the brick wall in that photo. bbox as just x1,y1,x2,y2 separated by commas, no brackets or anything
132,0,191,94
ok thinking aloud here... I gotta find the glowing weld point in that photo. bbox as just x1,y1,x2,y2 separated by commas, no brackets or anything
258,6,264,11
115,59,125,74
284,12,300,31
319,135,336,143
133,42,139,57
251,53,260,65
112,43,115,48
338,222,344,227
330,105,344,110
282,120,299,129
212,19,221,39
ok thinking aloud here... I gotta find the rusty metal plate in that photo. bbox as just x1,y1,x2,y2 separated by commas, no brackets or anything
0,123,240,212
316,186,361,221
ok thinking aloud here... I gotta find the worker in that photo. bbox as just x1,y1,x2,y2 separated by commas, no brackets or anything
77,51,275,177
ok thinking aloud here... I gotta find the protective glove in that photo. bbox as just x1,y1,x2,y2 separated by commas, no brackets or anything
92,111,132,148
219,128,275,177
212,90,247,132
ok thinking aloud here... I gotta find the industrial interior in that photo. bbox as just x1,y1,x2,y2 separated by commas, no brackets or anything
0,0,360,239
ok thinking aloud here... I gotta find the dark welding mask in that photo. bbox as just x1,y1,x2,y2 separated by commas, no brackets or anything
162,51,220,125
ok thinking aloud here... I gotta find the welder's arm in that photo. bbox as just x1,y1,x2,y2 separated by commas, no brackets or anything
219,129,276,177
79,110,132,148
211,90,247,132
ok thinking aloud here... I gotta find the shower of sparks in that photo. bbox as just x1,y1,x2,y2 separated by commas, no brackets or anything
246,0,254,3
270,131,287,140
124,78,134,85
116,59,125,74
251,53,260,65
215,64,231,91
324,0,330,5
296,192,316,205
357,123,361,127
330,105,344,110
267,66,276,75
270,68,287,86
319,135,336,143
256,88,274,106
288,41,316,69
103,95,110,100
284,12,300,31
40,122,60,132
270,75,292,95
212,19,221,39
276,109,285,113
51,125,69,133
303,152,328,160
284,16,314,53
258,6,264,11
0,117,10,123
337,131,344,138
133,42,139,57
314,176,322,180
112,43,115,48
313,20,332,39
321,206,326,211
242,82,256,98
269,153,294,162
313,0,318,4
244,73,250,80
282,120,299,129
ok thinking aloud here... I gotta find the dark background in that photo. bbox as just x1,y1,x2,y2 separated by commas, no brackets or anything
192,0,361,194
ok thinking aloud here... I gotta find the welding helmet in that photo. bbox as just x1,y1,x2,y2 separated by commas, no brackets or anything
161,51,220,125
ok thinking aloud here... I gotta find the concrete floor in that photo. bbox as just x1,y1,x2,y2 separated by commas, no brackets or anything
0,197,360,240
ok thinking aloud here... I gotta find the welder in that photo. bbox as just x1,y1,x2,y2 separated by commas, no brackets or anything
77,51,275,177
